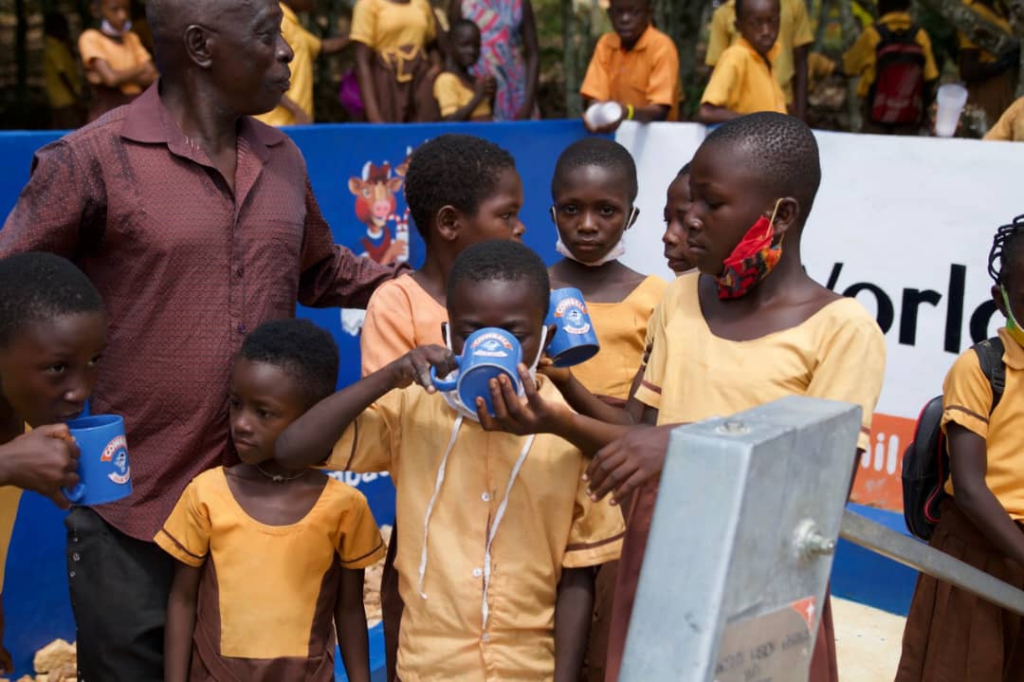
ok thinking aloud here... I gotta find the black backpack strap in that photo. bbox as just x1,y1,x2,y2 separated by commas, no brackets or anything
973,337,1006,414
875,22,893,43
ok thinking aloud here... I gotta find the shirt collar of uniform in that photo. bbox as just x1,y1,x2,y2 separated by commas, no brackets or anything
998,327,1024,370
737,36,782,67
120,82,288,165
612,24,655,53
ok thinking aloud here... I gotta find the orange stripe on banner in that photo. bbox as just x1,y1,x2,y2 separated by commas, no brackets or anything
850,413,917,512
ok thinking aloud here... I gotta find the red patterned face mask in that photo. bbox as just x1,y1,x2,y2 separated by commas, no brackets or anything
714,200,784,300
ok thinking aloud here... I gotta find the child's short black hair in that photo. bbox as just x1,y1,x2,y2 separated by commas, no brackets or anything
988,215,1024,286
736,0,780,20
447,240,551,318
878,0,911,16
551,137,639,203
702,112,821,219
239,319,339,407
0,252,104,348
404,134,518,243
450,18,480,39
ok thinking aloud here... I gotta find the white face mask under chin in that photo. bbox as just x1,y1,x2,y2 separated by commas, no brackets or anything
101,19,132,37
552,206,638,267
438,325,548,423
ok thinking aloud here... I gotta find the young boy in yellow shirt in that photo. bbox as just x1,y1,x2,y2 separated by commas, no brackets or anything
580,0,681,133
699,0,788,124
277,240,624,682
433,20,496,122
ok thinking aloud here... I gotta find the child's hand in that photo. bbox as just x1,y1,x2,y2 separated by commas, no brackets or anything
583,424,673,505
477,363,571,436
387,345,458,392
0,425,80,508
537,357,572,389
0,641,11,677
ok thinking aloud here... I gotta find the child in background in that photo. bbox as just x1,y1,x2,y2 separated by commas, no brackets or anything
78,0,157,122
486,113,886,682
895,217,1024,681
358,133,524,682
277,240,624,682
0,253,107,675
351,0,441,123
433,20,496,122
545,137,664,682
699,0,788,123
255,0,350,127
985,94,1024,141
842,0,939,135
662,162,696,276
43,13,84,130
160,320,384,682
580,0,680,133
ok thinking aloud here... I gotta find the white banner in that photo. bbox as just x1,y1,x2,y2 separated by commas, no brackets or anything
616,121,1020,508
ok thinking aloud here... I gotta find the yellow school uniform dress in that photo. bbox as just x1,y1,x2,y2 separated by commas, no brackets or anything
985,95,1024,141
705,0,814,104
78,28,151,96
570,275,667,404
155,467,385,680
326,379,624,682
842,12,940,99
580,26,681,121
350,0,436,75
0,426,29,597
433,72,492,119
360,273,447,376
701,38,788,116
256,3,323,126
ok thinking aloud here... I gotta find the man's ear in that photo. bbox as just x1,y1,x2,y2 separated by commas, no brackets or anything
770,197,800,241
436,206,460,243
183,24,214,69
993,284,1008,318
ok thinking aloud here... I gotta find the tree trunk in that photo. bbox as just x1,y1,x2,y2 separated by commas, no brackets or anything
563,0,581,116
916,0,1018,55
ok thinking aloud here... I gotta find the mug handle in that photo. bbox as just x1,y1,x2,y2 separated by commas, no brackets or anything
63,481,86,504
430,360,460,392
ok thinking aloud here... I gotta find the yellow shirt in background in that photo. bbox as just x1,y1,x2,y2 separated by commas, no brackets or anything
360,274,447,377
985,95,1024,140
433,72,492,119
580,26,681,121
256,3,323,127
43,36,81,109
571,275,667,403
635,274,885,453
705,0,814,104
842,11,940,98
701,39,788,116
942,329,1024,518
78,29,151,96
327,379,624,681
350,0,435,56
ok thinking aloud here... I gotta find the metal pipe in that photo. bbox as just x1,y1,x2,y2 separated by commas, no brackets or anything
839,510,1024,617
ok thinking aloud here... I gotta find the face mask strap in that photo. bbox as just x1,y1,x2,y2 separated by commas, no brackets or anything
764,198,784,240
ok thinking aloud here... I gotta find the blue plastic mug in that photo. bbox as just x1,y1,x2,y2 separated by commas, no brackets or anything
546,288,600,367
431,328,523,415
63,415,132,506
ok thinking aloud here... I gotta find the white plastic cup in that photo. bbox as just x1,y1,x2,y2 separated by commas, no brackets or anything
935,84,968,138
584,101,624,128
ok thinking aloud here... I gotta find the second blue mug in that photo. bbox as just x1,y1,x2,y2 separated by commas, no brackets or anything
432,328,523,416
546,288,600,368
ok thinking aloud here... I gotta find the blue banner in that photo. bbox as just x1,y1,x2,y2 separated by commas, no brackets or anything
0,120,587,676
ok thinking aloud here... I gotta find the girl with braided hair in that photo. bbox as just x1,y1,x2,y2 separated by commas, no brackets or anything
896,214,1024,681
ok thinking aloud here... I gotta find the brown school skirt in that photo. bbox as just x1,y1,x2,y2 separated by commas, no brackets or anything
896,499,1024,682
370,47,439,124
604,479,839,682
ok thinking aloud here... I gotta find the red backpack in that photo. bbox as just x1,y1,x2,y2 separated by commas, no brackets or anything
869,22,927,125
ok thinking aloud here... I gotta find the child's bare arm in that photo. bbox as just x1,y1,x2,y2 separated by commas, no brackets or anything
698,103,741,124
946,424,1024,567
544,363,647,426
164,561,202,682
276,346,457,469
335,568,371,682
553,567,595,682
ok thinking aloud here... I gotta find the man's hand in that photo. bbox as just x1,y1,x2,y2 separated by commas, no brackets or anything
583,424,672,505
386,345,458,392
0,425,79,508
477,364,572,436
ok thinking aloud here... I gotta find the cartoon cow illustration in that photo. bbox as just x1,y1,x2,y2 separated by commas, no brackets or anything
348,160,409,264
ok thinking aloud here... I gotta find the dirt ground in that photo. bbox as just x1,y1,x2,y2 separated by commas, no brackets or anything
833,598,907,681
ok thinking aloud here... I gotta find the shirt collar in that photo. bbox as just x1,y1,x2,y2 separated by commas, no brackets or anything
121,82,288,164
998,327,1024,370
737,37,781,66
612,24,654,53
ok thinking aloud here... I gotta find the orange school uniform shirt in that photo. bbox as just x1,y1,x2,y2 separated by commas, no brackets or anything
701,38,788,116
580,26,681,121
155,467,385,680
570,275,666,403
78,29,151,96
326,379,624,682
360,273,447,376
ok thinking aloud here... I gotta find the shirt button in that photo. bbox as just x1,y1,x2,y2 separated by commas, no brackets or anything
235,267,244,278
481,492,491,502
481,633,490,643
472,567,483,578
237,323,247,334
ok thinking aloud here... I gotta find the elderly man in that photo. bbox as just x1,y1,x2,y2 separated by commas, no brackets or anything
0,0,402,678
